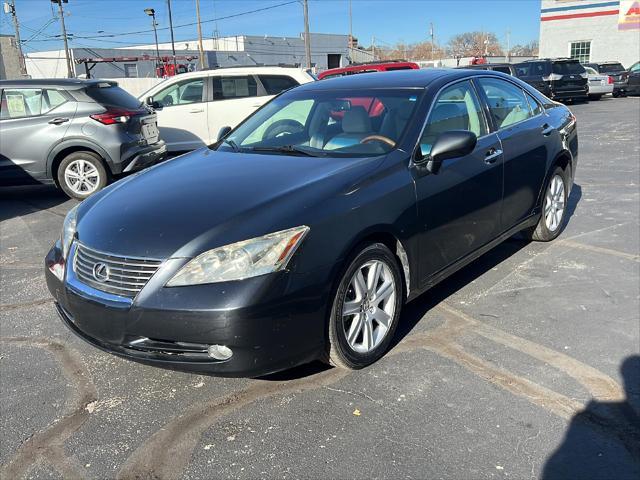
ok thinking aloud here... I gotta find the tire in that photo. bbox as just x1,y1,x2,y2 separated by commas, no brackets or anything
326,242,403,369
589,94,602,101
525,166,568,242
57,151,109,200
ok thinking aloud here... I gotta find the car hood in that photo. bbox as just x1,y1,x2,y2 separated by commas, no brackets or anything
76,148,380,259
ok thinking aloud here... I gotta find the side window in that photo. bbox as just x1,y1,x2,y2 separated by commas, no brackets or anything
494,66,512,75
44,89,68,111
153,78,204,107
525,91,542,116
0,89,44,119
419,80,487,155
478,78,533,130
630,62,640,73
258,75,299,96
212,75,258,100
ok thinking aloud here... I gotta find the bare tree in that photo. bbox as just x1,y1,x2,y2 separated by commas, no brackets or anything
447,31,503,57
510,40,539,57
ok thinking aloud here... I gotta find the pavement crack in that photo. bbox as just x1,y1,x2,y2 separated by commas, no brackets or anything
0,337,98,479
0,298,53,312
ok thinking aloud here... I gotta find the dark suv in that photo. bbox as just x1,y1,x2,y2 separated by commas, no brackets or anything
0,79,166,200
584,62,629,96
515,59,588,102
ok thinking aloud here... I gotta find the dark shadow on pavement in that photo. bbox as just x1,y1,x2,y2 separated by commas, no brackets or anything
542,356,640,480
0,184,72,222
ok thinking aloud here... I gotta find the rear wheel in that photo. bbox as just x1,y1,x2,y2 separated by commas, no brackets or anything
327,243,403,369
589,94,602,100
525,166,568,242
57,151,108,200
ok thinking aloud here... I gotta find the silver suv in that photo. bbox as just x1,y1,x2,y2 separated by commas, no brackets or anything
0,79,166,200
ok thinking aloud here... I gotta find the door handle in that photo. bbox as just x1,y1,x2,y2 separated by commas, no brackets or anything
541,123,554,136
48,117,69,125
484,148,503,164
189,108,204,113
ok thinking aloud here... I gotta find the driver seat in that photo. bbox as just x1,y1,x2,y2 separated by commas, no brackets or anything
324,107,373,150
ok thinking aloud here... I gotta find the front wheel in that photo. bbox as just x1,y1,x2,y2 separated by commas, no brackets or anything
327,243,403,369
57,151,108,200
525,166,568,242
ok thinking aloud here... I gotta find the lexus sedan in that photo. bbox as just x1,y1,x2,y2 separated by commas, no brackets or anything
45,69,578,377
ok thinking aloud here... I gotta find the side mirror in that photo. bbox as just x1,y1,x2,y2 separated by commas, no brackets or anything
216,126,232,142
145,96,162,109
417,130,477,174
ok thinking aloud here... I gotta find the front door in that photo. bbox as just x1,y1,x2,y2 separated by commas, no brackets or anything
152,76,208,152
412,80,504,285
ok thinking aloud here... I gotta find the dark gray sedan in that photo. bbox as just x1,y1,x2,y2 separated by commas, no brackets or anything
0,79,166,199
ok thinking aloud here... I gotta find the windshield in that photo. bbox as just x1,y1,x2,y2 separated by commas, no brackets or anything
221,88,422,157
599,63,625,73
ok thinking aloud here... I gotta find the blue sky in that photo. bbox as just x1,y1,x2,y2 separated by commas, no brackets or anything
1,0,542,53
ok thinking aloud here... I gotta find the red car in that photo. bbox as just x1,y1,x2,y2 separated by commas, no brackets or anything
318,60,419,80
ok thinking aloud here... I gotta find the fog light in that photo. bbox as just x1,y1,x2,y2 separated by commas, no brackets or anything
49,261,65,281
208,344,233,360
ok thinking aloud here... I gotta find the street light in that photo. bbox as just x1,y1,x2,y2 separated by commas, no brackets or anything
144,7,161,74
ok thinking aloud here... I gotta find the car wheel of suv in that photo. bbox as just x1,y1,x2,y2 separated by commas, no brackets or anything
526,166,568,242
327,243,403,370
57,151,108,200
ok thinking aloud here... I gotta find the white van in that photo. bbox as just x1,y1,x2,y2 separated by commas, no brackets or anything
140,67,315,152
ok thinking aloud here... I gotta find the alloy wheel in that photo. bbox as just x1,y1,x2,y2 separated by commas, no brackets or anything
544,174,566,232
342,259,396,353
64,159,100,195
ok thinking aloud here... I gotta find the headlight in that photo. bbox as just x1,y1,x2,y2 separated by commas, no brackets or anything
61,204,79,260
166,226,309,286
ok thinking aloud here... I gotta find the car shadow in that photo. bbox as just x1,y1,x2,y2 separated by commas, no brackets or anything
0,184,72,222
541,355,640,480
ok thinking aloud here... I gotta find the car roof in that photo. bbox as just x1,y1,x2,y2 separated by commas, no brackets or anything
171,66,309,79
0,78,116,89
295,68,499,91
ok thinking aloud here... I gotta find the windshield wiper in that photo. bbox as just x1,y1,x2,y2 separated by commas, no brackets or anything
249,145,322,157
221,138,240,152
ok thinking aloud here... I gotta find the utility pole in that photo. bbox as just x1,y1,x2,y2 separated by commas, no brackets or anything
506,29,511,62
166,0,177,73
429,22,434,61
4,0,27,76
144,8,161,72
348,0,352,47
51,0,73,78
371,36,375,60
302,0,311,69
195,0,205,70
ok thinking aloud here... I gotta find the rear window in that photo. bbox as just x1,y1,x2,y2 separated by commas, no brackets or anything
258,75,299,96
598,63,625,73
85,84,141,109
386,66,414,71
552,62,586,75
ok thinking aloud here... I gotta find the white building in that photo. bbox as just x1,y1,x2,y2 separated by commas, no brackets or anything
539,0,640,68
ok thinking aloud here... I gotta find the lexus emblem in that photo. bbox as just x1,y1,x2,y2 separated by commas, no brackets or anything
92,262,110,282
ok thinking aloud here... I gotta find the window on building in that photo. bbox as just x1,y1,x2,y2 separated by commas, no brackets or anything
569,41,591,63
124,63,139,78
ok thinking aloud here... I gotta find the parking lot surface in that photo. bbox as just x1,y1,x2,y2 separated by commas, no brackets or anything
1,97,639,479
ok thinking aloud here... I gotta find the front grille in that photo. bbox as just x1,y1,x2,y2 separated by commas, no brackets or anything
73,243,162,298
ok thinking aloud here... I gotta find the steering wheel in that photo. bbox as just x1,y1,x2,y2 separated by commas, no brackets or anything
360,135,396,147
262,119,304,140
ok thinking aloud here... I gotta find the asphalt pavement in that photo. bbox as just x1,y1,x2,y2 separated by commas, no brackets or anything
1,96,639,480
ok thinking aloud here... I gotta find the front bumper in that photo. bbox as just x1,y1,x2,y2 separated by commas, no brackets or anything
45,242,331,377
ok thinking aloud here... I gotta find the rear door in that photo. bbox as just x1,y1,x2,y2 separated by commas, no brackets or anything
476,77,548,231
413,79,503,283
151,76,208,151
0,87,76,185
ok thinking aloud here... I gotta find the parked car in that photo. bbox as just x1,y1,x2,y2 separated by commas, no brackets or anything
0,79,166,200
583,66,614,100
140,66,315,152
624,61,640,95
584,62,628,97
46,69,577,376
318,60,420,80
515,58,588,102
458,63,519,76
